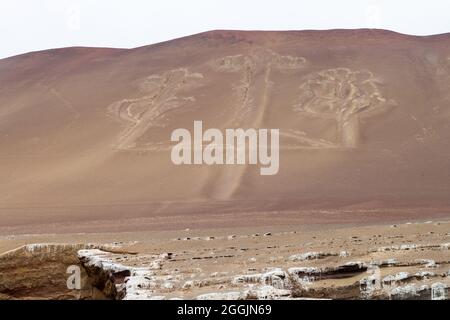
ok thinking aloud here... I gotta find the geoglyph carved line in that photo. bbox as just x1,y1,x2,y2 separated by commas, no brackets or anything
294,68,395,148
208,49,306,200
108,68,203,151
280,130,337,149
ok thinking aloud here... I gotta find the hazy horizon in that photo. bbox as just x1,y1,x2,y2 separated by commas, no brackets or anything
1,0,450,59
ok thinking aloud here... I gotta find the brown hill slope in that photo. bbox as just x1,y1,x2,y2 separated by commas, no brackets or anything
1,29,450,229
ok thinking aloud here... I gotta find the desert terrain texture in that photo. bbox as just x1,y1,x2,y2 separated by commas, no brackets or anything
0,29,450,299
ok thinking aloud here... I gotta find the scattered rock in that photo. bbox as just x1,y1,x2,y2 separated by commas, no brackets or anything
389,284,430,300
414,271,435,280
382,272,410,285
288,251,337,262
339,251,350,257
417,259,437,268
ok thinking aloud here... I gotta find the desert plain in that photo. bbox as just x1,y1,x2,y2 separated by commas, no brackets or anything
1,29,450,299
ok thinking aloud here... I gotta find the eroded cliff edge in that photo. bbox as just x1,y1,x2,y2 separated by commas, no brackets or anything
1,221,450,300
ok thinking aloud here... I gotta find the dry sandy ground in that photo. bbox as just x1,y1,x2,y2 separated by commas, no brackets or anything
1,217,449,300
1,29,450,299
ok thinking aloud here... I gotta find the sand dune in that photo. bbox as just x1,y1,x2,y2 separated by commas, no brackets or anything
1,29,450,230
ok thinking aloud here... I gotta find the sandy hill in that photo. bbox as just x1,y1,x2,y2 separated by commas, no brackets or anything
1,29,450,229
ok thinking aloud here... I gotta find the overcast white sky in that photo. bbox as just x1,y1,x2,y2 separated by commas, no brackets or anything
0,0,449,59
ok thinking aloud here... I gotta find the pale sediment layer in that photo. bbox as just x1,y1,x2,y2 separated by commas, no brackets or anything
0,220,449,300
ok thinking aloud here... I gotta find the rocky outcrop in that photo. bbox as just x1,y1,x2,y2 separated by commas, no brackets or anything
78,249,173,300
288,261,368,281
373,242,450,253
0,244,99,299
2,235,449,300
389,283,449,300
288,251,338,262
75,244,450,300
